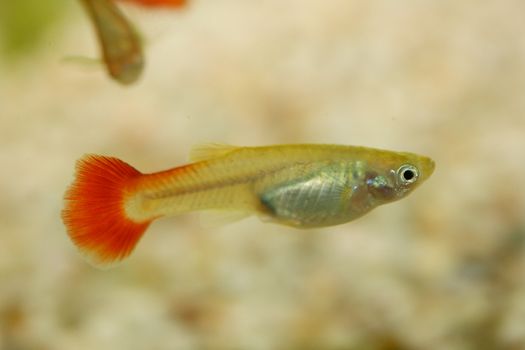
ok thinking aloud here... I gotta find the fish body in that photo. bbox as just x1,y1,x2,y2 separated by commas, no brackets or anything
62,144,435,267
81,0,144,84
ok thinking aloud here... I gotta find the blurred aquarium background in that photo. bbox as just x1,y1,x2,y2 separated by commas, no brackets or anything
1,0,525,349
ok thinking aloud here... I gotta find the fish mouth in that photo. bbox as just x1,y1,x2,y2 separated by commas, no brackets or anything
418,157,435,182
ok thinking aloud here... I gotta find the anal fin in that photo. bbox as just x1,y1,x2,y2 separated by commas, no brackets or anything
198,209,251,228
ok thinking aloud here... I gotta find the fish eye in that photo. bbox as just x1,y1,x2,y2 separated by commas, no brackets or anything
397,164,419,185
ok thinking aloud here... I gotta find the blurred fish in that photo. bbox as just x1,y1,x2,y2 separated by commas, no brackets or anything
62,144,435,267
80,0,144,84
118,0,187,7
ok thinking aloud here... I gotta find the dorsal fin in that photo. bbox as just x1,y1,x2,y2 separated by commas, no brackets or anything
189,143,239,162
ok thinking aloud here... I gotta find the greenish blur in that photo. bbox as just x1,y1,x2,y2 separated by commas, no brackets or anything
0,0,68,60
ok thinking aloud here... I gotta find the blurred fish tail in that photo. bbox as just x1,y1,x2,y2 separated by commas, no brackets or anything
62,155,152,268
119,0,187,8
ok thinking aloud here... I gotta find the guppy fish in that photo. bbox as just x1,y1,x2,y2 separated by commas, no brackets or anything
62,144,435,267
80,0,144,85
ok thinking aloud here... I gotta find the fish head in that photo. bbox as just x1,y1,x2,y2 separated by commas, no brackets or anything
364,151,435,204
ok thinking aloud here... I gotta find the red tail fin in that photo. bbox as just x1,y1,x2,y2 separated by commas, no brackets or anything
119,0,187,8
62,155,152,268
